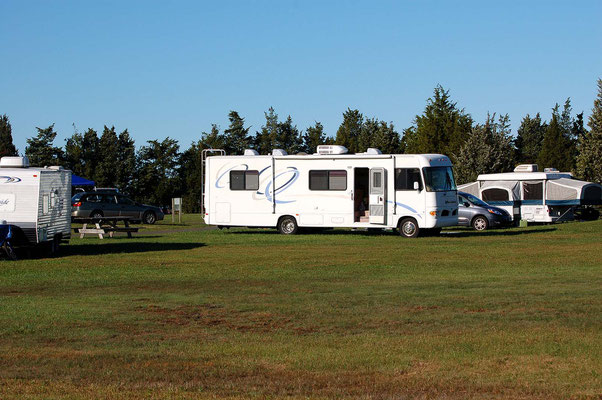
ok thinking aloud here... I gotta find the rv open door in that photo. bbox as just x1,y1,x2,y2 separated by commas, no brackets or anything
369,167,386,224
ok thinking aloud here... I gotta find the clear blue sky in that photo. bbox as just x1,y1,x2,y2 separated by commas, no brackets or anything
2,0,601,153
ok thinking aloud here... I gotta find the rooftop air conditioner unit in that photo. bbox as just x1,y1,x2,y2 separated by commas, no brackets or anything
365,148,382,155
244,149,259,156
0,156,30,168
514,164,538,173
316,145,348,155
272,149,287,156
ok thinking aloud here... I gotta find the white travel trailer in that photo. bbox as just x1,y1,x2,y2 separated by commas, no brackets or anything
458,164,602,223
202,146,458,237
0,156,72,252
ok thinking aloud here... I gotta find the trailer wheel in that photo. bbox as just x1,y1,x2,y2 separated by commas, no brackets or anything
399,218,419,238
472,215,489,231
278,216,298,235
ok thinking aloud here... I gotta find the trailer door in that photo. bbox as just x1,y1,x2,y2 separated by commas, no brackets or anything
369,168,386,224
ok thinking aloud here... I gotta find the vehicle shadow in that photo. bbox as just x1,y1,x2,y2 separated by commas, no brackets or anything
440,227,557,238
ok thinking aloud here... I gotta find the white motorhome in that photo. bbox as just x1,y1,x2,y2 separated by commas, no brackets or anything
202,146,458,237
458,164,602,223
0,156,72,252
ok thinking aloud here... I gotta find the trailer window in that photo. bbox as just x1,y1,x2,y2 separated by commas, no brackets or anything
230,170,259,191
523,181,543,200
482,188,509,202
309,170,347,190
395,168,422,190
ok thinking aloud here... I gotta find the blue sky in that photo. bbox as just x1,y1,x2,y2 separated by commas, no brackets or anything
2,1,601,153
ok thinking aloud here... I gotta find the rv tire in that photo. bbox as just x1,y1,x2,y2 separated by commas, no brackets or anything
278,216,298,235
399,218,419,238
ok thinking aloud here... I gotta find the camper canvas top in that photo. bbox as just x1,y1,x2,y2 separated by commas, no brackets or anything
477,171,573,181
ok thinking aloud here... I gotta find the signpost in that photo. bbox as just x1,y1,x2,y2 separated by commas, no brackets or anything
172,197,182,224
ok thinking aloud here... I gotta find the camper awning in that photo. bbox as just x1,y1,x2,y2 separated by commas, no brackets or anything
72,175,95,186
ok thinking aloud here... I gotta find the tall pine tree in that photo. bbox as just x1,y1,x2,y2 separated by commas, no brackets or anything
95,126,120,187
255,107,279,154
25,124,63,167
515,113,547,163
402,85,472,159
538,113,571,171
335,108,363,153
576,78,602,183
223,111,250,155
302,122,327,154
0,115,18,157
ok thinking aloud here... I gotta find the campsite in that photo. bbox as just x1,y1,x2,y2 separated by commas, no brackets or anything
1,215,601,398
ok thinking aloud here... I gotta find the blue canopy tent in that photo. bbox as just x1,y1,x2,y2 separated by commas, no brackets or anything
72,175,95,186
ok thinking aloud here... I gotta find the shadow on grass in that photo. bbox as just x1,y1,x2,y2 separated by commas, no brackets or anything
225,227,558,238
59,241,206,257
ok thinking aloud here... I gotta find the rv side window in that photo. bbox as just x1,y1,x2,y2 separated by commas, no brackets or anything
395,168,422,190
523,181,543,200
482,188,509,202
309,170,347,191
230,170,259,191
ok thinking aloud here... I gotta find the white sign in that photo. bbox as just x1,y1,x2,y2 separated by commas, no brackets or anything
0,193,15,212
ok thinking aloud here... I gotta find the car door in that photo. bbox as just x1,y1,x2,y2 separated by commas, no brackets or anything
117,195,141,218
457,194,471,226
102,194,120,217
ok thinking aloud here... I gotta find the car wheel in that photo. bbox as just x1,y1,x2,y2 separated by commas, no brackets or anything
399,218,419,238
91,210,103,219
143,211,157,225
278,216,298,235
472,215,489,231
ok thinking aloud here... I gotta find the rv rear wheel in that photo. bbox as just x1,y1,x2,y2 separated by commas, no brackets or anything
278,216,298,235
399,218,419,238
472,215,489,231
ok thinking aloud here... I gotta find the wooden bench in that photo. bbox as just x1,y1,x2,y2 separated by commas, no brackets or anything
74,217,139,239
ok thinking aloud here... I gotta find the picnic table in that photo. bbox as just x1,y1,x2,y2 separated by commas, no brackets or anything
74,217,139,239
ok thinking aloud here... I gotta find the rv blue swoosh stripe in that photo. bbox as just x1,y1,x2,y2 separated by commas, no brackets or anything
387,201,422,219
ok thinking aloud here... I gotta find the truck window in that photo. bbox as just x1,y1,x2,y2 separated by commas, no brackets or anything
309,170,347,190
230,170,259,190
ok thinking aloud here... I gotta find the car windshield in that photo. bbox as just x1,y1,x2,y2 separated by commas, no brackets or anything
423,167,456,192
464,193,489,207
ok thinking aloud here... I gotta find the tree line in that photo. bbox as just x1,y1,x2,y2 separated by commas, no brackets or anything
1,79,601,211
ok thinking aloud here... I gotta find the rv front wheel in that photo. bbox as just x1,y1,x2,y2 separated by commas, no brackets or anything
399,218,419,238
278,216,298,235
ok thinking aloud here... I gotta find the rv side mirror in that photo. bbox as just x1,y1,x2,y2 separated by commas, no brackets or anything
413,181,420,190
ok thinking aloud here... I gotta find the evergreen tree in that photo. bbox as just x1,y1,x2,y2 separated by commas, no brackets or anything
538,113,571,171
576,79,602,183
81,128,100,181
302,122,327,154
335,108,363,153
372,121,401,154
455,113,515,184
200,124,225,150
135,138,180,205
0,115,18,157
179,141,203,212
116,129,136,193
276,115,303,154
95,126,119,187
255,107,279,154
223,111,250,155
64,128,85,175
402,85,472,159
514,113,547,163
25,124,63,167
357,117,379,152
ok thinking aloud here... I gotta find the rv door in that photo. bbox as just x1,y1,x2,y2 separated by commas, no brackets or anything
369,168,386,224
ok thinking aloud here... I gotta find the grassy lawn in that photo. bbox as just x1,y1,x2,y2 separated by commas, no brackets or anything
0,216,600,399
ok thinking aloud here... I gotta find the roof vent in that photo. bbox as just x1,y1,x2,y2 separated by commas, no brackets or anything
317,145,348,155
365,148,382,155
514,164,538,173
543,168,559,172
244,149,259,156
0,156,30,168
272,149,287,156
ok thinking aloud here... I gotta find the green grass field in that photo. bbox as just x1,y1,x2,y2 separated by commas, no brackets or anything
1,216,601,399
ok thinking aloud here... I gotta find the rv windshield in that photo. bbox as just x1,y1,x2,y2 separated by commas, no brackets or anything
423,167,456,192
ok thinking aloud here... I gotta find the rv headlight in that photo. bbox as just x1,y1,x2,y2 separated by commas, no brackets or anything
487,208,503,215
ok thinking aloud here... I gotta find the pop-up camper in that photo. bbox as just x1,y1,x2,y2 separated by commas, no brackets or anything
0,156,72,253
458,164,602,223
202,146,459,237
